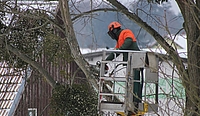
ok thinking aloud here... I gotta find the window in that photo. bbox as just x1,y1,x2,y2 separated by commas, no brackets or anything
28,108,37,116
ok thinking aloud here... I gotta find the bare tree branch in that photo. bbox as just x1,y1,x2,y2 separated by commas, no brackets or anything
72,8,117,21
0,39,56,87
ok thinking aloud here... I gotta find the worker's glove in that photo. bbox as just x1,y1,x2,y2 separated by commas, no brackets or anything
96,61,101,68
104,63,109,74
96,61,109,74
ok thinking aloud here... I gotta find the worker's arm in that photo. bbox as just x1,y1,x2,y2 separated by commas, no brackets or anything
118,38,133,50
120,37,140,51
105,52,120,61
105,38,132,61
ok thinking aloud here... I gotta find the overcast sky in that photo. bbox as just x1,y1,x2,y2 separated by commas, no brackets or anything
107,0,181,15
169,0,180,15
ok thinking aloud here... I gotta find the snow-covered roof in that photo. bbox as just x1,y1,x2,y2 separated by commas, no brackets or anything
0,62,25,116
3,1,58,26
80,48,108,54
172,34,187,50
81,34,187,58
145,34,187,58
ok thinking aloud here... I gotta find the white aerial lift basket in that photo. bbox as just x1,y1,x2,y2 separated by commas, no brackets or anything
97,50,159,116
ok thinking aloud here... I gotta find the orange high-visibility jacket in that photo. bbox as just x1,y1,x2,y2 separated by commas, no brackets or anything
115,29,136,49
106,29,139,61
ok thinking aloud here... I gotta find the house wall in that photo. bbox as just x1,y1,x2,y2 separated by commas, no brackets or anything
14,55,85,116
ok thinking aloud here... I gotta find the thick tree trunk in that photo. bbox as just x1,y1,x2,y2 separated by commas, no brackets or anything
186,19,200,116
176,0,200,115
58,1,122,103
59,0,98,90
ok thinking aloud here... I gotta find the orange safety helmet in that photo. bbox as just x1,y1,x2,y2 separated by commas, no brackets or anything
108,21,121,31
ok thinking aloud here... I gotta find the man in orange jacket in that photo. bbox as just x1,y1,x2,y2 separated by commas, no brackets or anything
106,21,140,61
106,21,142,115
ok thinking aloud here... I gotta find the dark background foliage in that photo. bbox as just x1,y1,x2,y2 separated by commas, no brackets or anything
0,9,51,68
50,84,98,116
